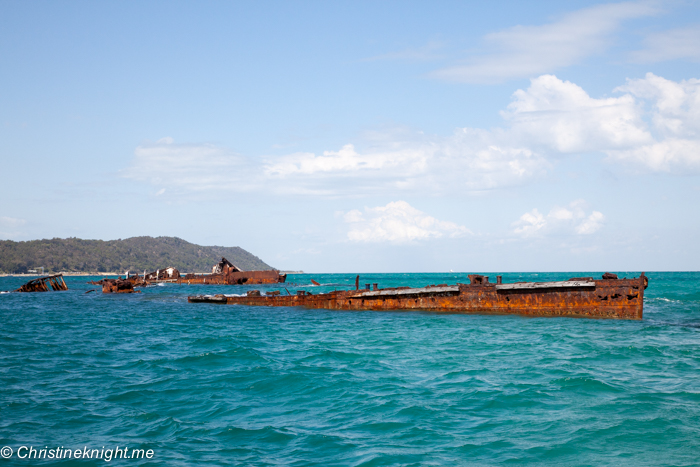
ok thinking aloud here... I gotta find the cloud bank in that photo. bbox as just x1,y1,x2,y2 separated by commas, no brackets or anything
124,73,700,198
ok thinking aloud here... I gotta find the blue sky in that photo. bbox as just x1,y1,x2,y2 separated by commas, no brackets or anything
2,1,700,272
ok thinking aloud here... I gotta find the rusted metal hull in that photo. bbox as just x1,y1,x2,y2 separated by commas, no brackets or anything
178,257,286,285
101,278,140,294
14,274,68,292
94,270,285,289
188,273,648,320
117,258,286,286
178,270,286,285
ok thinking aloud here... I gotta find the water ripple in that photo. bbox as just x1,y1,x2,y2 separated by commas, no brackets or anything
1,273,699,465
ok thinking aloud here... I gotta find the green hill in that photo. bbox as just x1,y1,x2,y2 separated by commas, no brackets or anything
0,236,274,274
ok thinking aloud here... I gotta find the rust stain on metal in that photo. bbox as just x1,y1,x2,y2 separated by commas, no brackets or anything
101,278,141,294
176,258,286,285
188,272,649,320
14,274,68,292
90,257,286,292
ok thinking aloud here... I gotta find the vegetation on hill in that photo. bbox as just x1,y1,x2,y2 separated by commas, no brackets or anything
0,236,274,274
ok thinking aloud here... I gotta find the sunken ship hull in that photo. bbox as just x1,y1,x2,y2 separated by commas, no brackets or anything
188,273,647,320
11,274,68,293
120,257,286,287
177,257,285,285
179,269,286,285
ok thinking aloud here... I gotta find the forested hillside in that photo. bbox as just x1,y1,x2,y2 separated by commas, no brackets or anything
0,236,274,274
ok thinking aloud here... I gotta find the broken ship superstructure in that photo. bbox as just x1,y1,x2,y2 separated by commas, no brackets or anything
177,258,286,285
93,257,286,291
11,274,69,293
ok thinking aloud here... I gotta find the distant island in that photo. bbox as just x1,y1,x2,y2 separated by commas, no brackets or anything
0,236,274,274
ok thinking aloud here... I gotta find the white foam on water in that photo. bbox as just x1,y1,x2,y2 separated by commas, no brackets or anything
651,297,681,304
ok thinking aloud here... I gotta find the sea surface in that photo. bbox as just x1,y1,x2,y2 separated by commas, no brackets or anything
0,272,699,466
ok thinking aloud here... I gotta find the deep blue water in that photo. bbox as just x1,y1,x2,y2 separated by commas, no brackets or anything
0,272,699,466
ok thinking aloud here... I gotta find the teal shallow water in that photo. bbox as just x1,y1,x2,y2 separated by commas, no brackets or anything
0,272,699,466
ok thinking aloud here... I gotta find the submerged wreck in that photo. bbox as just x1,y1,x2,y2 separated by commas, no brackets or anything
88,257,286,292
86,277,140,293
188,272,648,320
100,278,140,294
132,258,286,286
13,274,69,293
178,258,286,285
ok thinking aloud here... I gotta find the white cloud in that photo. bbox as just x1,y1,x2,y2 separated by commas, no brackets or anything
503,75,652,153
606,138,700,172
576,210,605,235
502,73,700,173
430,2,657,83
615,73,700,138
630,26,700,63
265,143,430,178
607,73,700,171
513,209,547,236
343,201,471,243
513,201,604,237
343,209,364,223
440,128,548,190
263,129,549,195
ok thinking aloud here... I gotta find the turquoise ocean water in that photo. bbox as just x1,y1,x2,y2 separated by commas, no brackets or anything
0,272,699,466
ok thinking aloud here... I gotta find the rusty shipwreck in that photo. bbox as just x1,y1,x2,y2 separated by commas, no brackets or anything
177,258,286,285
89,257,286,291
188,272,648,320
10,274,69,293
